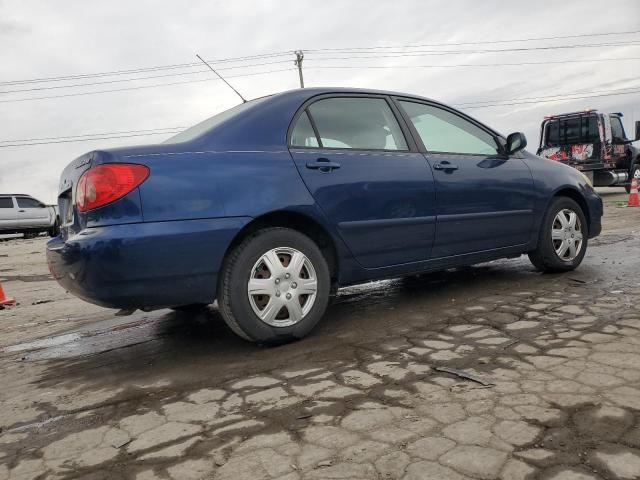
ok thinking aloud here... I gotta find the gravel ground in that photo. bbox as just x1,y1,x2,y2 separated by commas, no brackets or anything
0,189,639,480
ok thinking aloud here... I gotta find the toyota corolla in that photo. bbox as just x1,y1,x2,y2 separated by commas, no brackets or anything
46,88,603,343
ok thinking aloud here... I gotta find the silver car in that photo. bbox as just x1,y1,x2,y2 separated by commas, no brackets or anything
0,194,59,238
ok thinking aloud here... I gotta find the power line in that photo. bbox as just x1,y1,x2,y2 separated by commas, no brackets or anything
306,56,640,70
0,127,185,144
305,29,640,52
0,59,293,94
0,51,294,86
2,88,639,148
0,67,295,103
4,29,640,87
0,131,184,148
305,40,640,60
455,85,640,107
7,55,640,96
460,89,640,109
308,57,640,70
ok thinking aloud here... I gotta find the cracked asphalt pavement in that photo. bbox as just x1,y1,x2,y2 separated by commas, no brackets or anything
1,189,640,480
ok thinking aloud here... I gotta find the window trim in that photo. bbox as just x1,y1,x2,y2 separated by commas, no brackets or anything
392,96,507,157
286,93,416,153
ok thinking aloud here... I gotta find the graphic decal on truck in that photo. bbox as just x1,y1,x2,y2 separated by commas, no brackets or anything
570,144,594,161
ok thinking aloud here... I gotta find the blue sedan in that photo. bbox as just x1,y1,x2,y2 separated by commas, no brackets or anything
46,88,602,343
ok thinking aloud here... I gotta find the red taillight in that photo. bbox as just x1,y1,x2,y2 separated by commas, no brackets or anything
76,164,149,212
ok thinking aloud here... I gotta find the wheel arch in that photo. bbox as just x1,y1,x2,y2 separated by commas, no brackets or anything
551,187,591,234
222,210,340,287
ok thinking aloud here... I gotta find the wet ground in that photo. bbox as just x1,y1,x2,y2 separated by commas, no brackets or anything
1,189,639,480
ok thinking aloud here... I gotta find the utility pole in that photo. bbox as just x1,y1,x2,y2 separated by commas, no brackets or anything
294,50,305,88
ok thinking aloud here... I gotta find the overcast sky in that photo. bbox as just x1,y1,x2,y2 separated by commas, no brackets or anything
1,0,639,203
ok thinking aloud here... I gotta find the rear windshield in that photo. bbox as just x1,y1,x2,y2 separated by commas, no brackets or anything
164,96,270,144
544,115,599,147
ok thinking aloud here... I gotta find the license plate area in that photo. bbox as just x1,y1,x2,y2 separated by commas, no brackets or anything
59,190,74,228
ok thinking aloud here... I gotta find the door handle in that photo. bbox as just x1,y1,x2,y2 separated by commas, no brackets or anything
432,162,459,171
18,209,26,212
306,158,341,172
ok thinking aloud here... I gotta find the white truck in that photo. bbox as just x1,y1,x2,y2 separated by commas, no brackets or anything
0,194,60,238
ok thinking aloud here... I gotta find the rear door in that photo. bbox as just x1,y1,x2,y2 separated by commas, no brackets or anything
396,99,535,258
289,95,436,268
15,196,51,228
0,196,17,230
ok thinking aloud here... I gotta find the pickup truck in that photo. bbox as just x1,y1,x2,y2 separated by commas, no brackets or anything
0,194,60,238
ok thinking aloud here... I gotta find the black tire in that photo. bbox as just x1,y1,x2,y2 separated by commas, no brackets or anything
625,163,640,194
528,197,588,273
218,228,330,344
48,216,61,237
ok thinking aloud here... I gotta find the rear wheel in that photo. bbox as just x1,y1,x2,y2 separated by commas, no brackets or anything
529,197,587,273
48,216,61,237
218,228,330,344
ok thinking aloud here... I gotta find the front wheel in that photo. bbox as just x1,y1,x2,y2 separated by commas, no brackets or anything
218,228,330,344
528,197,588,273
625,164,640,194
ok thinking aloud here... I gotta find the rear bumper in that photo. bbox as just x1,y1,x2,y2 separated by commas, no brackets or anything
46,217,250,310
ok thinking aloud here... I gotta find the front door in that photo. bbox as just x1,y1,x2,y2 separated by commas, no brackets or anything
396,100,535,258
15,196,50,228
289,95,436,268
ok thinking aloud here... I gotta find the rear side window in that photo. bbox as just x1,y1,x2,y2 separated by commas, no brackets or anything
290,111,319,147
304,97,408,151
399,101,499,155
16,197,42,208
545,116,599,146
0,197,13,208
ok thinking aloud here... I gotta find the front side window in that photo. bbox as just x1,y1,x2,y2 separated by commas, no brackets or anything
16,197,42,208
306,97,408,151
0,197,13,208
399,101,499,155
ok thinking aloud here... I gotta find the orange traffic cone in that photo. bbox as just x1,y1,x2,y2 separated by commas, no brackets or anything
629,178,640,208
0,281,16,306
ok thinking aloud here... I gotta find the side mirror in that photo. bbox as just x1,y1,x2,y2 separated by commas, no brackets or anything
635,120,640,141
38,202,46,208
506,132,527,155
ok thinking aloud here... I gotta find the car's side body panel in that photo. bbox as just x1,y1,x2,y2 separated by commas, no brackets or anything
46,87,603,311
425,152,536,258
291,148,437,268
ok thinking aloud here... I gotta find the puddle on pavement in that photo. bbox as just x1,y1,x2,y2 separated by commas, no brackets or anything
4,333,82,353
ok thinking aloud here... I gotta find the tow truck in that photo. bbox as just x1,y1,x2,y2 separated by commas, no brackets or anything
537,110,640,192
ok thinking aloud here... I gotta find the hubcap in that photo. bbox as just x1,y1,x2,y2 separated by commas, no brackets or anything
551,209,583,262
634,168,640,180
247,247,318,327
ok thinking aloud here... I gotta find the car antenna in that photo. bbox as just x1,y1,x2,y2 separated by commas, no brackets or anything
196,54,247,103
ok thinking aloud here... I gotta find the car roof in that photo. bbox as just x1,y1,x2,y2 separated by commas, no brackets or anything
271,86,438,103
